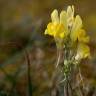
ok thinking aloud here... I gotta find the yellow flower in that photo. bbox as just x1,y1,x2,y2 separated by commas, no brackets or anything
45,9,69,39
75,43,90,60
44,5,75,39
77,29,90,43
45,5,90,44
45,22,65,39
70,15,89,43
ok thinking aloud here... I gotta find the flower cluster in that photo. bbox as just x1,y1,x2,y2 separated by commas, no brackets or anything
45,5,90,61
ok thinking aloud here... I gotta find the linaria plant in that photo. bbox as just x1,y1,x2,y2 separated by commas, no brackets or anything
44,5,90,96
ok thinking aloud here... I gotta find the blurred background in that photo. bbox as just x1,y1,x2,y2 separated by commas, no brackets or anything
0,0,96,96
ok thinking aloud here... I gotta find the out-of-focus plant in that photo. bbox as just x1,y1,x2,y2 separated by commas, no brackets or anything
44,5,90,96
0,42,33,96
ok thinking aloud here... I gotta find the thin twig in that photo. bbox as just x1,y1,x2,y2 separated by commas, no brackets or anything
56,49,62,67
77,67,85,96
78,67,85,90
24,50,32,96
68,80,74,96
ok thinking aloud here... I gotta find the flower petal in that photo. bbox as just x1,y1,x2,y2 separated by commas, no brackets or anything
71,15,82,41
76,43,90,60
51,9,59,23
78,29,90,43
67,5,74,27
60,11,68,32
72,15,82,33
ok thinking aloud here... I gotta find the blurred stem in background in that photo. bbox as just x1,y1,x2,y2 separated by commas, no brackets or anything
14,42,33,96
24,49,33,96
